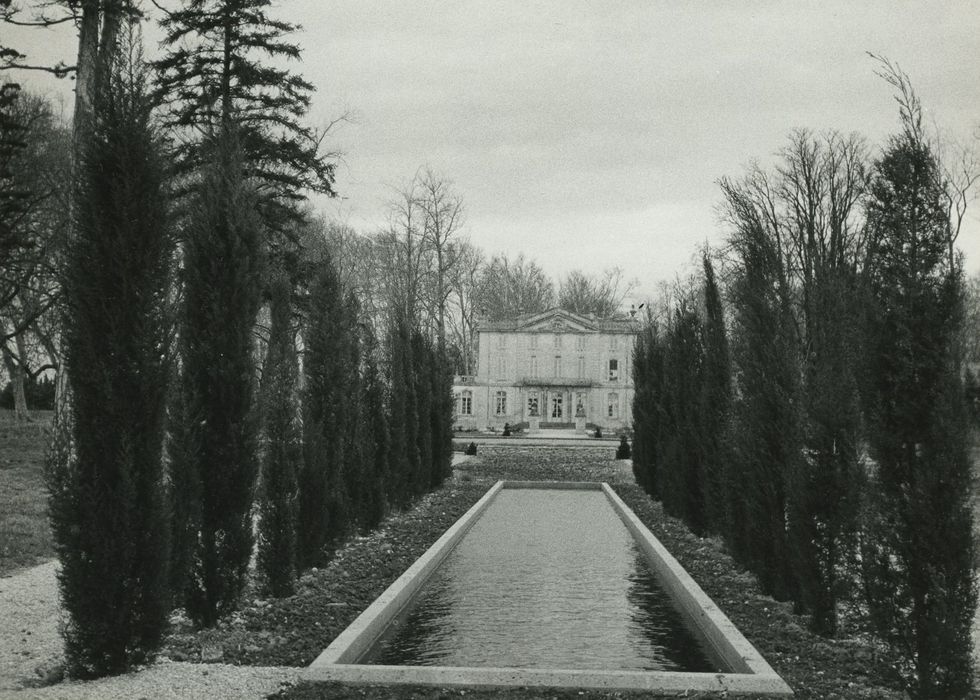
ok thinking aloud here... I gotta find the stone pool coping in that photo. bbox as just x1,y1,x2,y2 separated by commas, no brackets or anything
303,480,793,697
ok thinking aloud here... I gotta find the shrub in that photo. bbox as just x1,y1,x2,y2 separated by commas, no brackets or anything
465,442,477,456
616,435,631,459
594,426,603,438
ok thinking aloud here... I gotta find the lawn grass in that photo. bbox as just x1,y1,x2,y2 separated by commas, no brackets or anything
0,409,54,576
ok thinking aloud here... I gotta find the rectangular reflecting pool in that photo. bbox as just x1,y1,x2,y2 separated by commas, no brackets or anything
364,488,717,671
304,481,793,696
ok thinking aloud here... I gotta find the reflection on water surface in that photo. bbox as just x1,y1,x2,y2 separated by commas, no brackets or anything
366,489,718,671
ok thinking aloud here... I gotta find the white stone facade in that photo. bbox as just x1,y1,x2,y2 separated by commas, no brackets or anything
452,308,637,433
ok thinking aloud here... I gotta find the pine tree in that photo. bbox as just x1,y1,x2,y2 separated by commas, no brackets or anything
155,0,334,224
861,121,976,698
256,268,300,597
47,44,173,676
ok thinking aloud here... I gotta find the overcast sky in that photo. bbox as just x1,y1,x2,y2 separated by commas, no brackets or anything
10,1,980,300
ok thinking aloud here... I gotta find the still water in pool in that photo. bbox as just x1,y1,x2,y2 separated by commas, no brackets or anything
364,489,719,671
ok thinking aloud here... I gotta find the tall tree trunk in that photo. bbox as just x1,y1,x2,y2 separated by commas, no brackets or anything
2,342,30,420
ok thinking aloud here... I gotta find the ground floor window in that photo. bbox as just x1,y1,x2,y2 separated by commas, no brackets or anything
495,390,507,415
459,390,472,416
575,392,586,417
527,391,539,416
608,392,619,418
551,392,563,419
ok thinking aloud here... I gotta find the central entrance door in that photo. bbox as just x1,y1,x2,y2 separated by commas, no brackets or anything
550,391,563,419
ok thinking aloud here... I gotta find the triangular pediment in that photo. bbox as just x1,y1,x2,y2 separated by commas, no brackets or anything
517,308,597,332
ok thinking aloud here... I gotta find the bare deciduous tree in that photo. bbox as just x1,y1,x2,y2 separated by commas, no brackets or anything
557,267,637,318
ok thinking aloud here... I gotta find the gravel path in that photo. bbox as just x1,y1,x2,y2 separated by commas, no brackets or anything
0,562,61,694
0,562,299,698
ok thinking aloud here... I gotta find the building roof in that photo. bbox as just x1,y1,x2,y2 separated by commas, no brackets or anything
477,307,638,334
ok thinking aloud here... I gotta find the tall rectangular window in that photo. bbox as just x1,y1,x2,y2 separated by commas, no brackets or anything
529,334,538,350
527,391,539,416
530,355,538,377
577,356,585,377
550,393,563,419
460,390,473,416
575,335,586,350
494,390,507,415
608,358,619,381
553,333,562,349
610,335,619,351
554,355,562,376
608,392,619,418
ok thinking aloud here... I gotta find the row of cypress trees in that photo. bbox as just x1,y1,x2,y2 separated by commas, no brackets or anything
45,16,454,678
632,96,976,697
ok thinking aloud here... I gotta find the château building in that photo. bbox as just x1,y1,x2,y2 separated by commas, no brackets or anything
452,307,638,433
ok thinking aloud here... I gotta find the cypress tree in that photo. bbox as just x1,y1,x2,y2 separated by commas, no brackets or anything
360,330,389,530
789,264,864,635
861,125,976,698
256,269,301,597
386,310,421,508
661,305,706,533
48,45,173,676
339,291,366,533
429,344,454,488
631,321,664,499
699,254,732,535
412,329,434,495
727,216,800,601
178,128,262,626
300,251,348,566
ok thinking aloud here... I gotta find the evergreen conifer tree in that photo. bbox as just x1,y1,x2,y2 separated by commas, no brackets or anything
699,254,732,535
386,311,421,508
256,268,301,597
631,321,664,498
48,43,174,676
299,251,348,566
727,216,800,601
360,330,389,529
412,329,434,494
158,0,334,621
155,0,335,223
178,128,262,626
661,305,706,533
861,119,976,698
429,344,454,488
789,264,865,635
